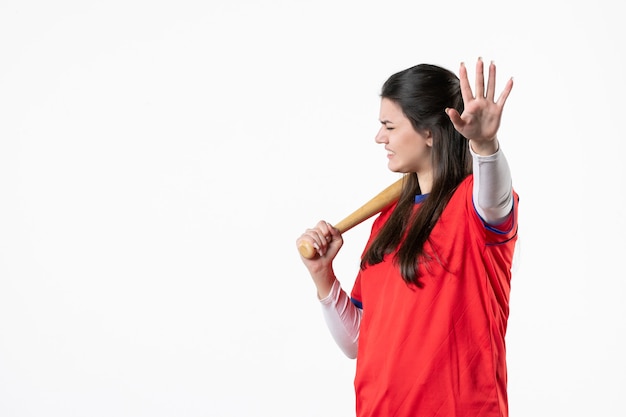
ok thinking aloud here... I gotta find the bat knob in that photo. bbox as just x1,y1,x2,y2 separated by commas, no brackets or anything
298,241,317,259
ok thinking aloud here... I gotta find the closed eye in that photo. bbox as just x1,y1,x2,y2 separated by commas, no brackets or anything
380,120,394,130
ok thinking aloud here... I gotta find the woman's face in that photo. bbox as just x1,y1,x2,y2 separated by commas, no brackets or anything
375,98,432,174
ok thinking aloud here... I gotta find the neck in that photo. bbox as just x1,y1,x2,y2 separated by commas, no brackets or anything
416,170,432,194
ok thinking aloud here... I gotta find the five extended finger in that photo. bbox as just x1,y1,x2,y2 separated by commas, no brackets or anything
445,107,465,131
486,61,497,102
496,77,514,108
475,58,485,98
459,62,474,103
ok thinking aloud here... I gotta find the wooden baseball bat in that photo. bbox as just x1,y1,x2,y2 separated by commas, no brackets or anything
298,176,405,259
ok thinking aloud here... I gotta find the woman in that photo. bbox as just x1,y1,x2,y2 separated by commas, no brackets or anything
296,57,519,417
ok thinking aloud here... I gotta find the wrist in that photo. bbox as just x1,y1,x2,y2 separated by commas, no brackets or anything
469,138,499,156
311,269,336,299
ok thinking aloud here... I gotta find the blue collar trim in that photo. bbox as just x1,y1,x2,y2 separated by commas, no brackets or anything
414,194,429,203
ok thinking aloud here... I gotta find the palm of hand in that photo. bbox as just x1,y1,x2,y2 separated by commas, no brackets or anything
454,99,503,143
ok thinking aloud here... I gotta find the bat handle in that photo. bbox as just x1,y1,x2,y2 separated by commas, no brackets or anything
298,223,348,259
298,241,317,259
297,177,404,260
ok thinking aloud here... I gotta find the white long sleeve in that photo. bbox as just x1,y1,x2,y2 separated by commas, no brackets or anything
319,278,361,359
470,142,514,225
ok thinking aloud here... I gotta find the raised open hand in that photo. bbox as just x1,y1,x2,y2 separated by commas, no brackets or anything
445,58,513,154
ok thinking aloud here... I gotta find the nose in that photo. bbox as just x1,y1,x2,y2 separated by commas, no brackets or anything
375,126,387,144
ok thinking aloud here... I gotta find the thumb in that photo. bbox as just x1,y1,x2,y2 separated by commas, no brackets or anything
445,107,464,127
328,222,341,237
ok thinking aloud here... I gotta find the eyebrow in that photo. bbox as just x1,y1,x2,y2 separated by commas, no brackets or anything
380,120,393,125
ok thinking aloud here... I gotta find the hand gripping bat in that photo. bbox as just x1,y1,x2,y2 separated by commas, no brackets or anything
298,177,405,259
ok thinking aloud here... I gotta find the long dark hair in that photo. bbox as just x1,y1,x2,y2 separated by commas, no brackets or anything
361,64,471,287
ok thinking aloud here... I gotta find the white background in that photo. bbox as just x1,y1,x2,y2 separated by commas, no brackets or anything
1,1,624,416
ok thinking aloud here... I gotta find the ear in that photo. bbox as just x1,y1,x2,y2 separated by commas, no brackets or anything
425,130,433,147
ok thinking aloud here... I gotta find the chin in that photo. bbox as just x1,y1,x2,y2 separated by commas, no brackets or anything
388,164,407,174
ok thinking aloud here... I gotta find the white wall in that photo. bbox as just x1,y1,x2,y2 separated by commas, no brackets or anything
1,1,624,416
